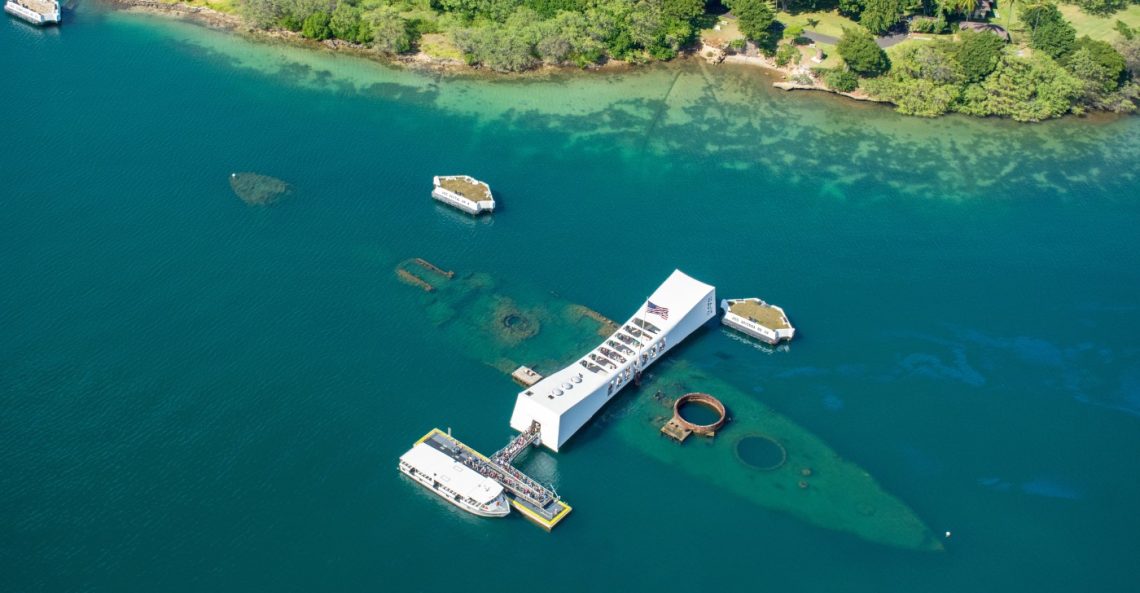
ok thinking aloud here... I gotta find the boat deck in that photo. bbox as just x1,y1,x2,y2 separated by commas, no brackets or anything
414,429,571,530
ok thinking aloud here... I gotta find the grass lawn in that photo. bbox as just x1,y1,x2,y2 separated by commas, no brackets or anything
777,10,860,39
800,42,842,69
171,0,239,14
1059,4,1140,42
882,35,951,60
1005,3,1140,43
419,33,463,60
700,17,743,46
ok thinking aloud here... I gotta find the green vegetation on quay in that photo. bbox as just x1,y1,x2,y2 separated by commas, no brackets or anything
227,0,1140,119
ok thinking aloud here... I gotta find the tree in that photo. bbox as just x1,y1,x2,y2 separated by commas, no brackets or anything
837,26,890,75
330,3,373,44
369,6,413,54
724,0,775,42
859,0,903,35
301,10,332,40
940,0,977,20
904,43,964,83
1117,36,1140,76
957,52,1081,120
865,76,961,115
1116,20,1136,41
1068,36,1127,86
825,69,860,91
661,0,705,21
1065,36,1129,107
955,28,1005,82
1070,0,1130,17
838,0,863,19
1022,3,1075,59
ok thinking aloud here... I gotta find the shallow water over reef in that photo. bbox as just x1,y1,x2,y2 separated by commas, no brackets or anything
3,7,1140,593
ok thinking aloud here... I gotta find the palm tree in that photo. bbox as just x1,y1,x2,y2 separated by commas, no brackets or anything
942,0,979,22
1019,0,1052,33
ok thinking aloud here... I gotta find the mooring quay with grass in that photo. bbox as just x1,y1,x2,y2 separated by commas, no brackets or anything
431,175,495,215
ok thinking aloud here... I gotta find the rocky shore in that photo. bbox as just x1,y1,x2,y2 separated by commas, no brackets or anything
100,0,471,73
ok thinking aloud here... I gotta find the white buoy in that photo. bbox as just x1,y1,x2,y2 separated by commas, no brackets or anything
231,173,236,177
945,531,952,538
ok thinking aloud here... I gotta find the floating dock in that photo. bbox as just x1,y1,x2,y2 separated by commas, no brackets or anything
412,428,571,531
720,298,795,345
4,0,60,25
431,175,495,215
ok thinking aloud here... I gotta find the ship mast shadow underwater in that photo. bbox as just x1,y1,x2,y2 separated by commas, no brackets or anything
394,258,940,550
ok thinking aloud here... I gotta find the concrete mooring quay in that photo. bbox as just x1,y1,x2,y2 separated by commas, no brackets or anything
416,428,572,530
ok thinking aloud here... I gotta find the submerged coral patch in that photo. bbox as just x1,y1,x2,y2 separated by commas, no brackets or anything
229,172,292,205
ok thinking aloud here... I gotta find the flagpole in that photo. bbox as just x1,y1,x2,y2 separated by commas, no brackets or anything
634,298,645,385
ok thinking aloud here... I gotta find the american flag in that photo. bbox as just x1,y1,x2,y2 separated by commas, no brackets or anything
646,301,669,320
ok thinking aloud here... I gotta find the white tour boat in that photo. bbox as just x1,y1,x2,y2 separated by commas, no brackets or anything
398,442,510,518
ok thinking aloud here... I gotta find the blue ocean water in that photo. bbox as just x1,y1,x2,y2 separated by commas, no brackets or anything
3,6,1140,592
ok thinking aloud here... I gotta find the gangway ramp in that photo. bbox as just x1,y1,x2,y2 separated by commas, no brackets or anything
416,429,572,530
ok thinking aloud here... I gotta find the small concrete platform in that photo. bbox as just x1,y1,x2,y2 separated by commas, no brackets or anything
512,366,543,387
661,418,692,442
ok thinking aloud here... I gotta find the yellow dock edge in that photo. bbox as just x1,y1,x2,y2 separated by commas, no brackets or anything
414,428,573,531
510,499,573,531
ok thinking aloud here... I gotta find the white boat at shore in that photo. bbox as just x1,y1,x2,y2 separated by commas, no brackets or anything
398,441,510,518
4,0,60,25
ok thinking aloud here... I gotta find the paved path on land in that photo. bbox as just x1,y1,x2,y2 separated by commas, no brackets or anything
803,31,910,49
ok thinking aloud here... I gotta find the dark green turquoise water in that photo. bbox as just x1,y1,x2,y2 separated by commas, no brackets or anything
4,6,1140,592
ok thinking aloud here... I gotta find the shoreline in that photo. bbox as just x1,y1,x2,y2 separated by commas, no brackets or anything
99,0,639,78
102,0,869,93
97,0,1131,120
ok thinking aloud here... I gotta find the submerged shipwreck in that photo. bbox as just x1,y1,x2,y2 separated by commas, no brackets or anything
393,259,940,549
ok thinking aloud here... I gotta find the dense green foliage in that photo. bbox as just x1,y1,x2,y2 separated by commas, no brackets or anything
1119,34,1140,74
1064,0,1134,17
1024,3,1076,58
725,0,776,42
957,53,1083,120
955,28,1005,82
301,9,332,40
824,68,860,90
837,0,863,18
1065,36,1135,108
858,0,903,35
837,26,890,75
775,42,801,65
234,0,1137,116
909,15,948,34
240,0,711,70
1117,20,1136,40
861,16,1136,120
